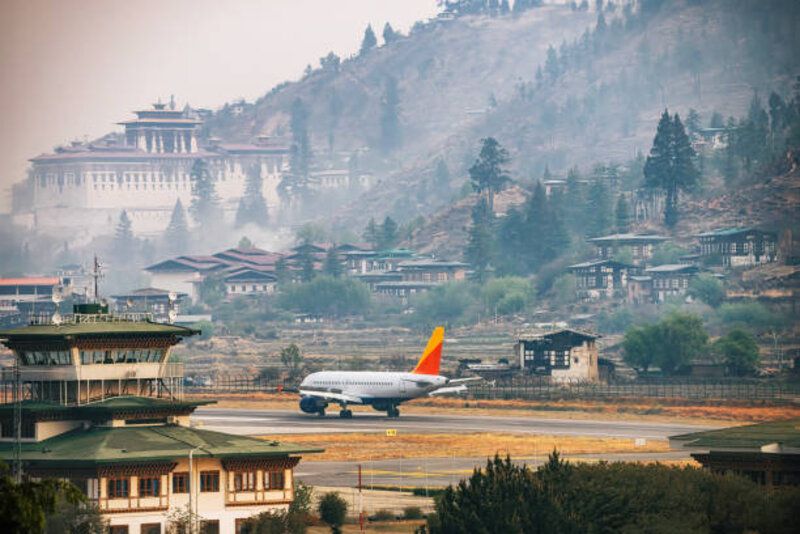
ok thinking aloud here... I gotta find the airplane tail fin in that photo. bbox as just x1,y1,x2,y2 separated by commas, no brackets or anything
411,326,444,375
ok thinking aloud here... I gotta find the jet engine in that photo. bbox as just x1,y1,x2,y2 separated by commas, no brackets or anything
299,396,326,414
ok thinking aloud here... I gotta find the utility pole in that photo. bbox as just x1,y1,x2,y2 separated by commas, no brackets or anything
12,356,22,482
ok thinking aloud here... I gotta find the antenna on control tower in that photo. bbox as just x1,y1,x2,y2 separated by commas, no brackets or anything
91,255,104,302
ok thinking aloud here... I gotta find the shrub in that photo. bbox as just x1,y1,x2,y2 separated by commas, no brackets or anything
372,509,395,521
403,506,424,520
277,276,371,317
318,492,347,533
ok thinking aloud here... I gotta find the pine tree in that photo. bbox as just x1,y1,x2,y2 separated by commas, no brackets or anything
323,248,343,278
189,159,221,229
382,22,398,45
299,250,316,282
363,218,379,249
274,256,290,286
164,199,190,254
380,76,401,153
235,163,269,228
379,216,399,250
465,196,494,282
563,167,587,236
500,0,510,15
114,210,135,258
686,108,701,136
360,24,377,55
433,158,451,197
587,179,612,237
643,110,699,228
544,45,559,82
469,137,510,211
495,207,526,275
521,182,549,268
615,194,631,233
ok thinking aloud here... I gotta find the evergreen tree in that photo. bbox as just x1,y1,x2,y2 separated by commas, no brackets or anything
299,250,316,283
363,217,380,249
189,159,221,228
380,76,401,153
382,22,399,45
587,179,612,237
360,24,377,55
500,0,510,15
323,248,343,278
614,194,631,233
643,110,699,228
433,158,451,197
521,181,550,269
379,216,399,250
684,110,700,138
235,163,269,228
465,196,495,282
495,207,527,275
114,210,135,258
164,199,190,254
274,256,290,286
544,45,559,81
469,137,510,211
709,111,724,129
563,167,587,235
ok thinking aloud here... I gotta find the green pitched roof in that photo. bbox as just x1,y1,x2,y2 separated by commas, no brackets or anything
0,396,214,417
670,418,800,451
0,320,199,340
0,424,321,467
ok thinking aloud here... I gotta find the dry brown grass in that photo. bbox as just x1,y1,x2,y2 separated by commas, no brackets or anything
256,432,670,462
189,392,800,424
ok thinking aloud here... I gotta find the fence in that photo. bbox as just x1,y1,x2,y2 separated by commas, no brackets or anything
184,374,800,402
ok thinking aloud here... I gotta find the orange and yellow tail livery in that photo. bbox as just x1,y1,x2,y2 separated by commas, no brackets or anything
411,326,444,375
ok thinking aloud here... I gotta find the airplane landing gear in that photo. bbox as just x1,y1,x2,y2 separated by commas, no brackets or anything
317,408,326,417
387,406,400,418
339,409,353,419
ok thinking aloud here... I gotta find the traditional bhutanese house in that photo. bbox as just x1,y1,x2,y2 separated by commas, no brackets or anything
212,247,282,268
371,249,416,272
696,227,778,268
644,264,700,302
343,250,379,275
669,419,800,487
143,256,227,303
396,260,469,283
514,330,600,383
627,275,653,305
373,281,438,303
222,266,278,297
353,271,403,291
588,233,670,266
543,179,566,196
567,259,639,300
109,288,187,323
0,303,319,534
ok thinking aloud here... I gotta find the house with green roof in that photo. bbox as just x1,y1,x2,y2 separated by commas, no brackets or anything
0,304,319,534
670,418,800,487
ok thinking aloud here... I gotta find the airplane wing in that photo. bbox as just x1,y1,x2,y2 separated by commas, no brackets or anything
446,377,483,385
298,389,364,405
428,384,468,396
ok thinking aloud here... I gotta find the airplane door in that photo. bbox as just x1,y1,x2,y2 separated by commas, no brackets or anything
399,378,406,394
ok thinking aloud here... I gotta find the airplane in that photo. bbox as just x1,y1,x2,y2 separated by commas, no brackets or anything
297,327,478,418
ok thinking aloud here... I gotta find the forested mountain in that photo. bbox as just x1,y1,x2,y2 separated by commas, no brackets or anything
204,0,800,234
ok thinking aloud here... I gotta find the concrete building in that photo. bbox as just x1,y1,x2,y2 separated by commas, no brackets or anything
515,330,600,383
14,99,289,239
0,276,73,322
696,228,778,268
670,419,800,487
589,233,670,266
0,303,318,533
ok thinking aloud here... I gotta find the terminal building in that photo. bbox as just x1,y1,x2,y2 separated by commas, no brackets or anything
0,303,318,533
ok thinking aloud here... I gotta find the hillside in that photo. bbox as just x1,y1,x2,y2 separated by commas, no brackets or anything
204,0,800,238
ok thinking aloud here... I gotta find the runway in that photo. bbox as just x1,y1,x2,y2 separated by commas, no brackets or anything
191,407,710,487
192,407,712,440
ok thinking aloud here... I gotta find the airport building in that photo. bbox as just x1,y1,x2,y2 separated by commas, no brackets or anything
670,419,800,487
0,303,318,533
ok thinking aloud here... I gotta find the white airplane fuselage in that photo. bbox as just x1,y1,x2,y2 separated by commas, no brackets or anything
298,370,448,415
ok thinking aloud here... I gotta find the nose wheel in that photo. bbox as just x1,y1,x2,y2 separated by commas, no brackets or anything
339,409,353,419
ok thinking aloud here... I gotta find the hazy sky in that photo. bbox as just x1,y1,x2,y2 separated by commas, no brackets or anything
0,0,439,210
